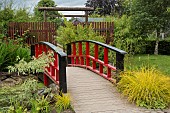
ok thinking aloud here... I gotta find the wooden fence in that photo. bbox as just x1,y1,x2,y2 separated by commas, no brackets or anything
7,21,114,45
74,22,114,44
8,22,57,45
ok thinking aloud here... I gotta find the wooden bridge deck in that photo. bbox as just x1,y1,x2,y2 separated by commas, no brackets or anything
67,67,166,113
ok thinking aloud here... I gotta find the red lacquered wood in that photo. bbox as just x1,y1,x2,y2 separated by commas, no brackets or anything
72,43,76,64
99,64,103,74
39,44,43,55
35,44,39,58
95,44,98,59
43,44,47,54
86,42,90,66
79,42,84,65
54,52,58,67
92,61,96,69
104,47,108,64
44,74,48,86
107,67,111,78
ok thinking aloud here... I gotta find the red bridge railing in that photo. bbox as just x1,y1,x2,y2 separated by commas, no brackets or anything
31,42,67,93
67,40,127,82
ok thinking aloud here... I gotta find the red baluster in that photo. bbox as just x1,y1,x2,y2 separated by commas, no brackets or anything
104,47,108,64
86,42,90,66
44,74,48,86
35,44,39,58
107,67,111,78
79,42,84,65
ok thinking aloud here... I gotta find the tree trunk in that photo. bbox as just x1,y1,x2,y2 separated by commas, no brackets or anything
154,38,159,55
154,30,160,55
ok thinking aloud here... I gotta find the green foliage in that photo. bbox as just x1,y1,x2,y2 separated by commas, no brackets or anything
0,40,31,71
0,78,45,112
8,52,54,75
55,93,71,113
113,15,144,56
118,67,170,109
13,8,31,22
56,21,104,49
31,96,50,113
125,0,170,37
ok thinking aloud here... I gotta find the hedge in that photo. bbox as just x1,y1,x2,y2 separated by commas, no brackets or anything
143,40,170,55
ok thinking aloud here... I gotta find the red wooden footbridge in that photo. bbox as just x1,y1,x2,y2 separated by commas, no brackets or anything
31,40,150,113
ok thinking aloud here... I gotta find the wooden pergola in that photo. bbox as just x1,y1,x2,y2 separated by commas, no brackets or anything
38,7,94,22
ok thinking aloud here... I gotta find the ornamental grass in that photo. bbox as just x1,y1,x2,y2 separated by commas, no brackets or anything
117,67,170,109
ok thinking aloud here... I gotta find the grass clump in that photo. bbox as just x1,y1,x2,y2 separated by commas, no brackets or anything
55,93,71,113
117,67,170,109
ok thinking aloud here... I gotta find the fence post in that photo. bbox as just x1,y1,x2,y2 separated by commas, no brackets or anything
31,44,35,57
67,44,71,64
59,55,67,93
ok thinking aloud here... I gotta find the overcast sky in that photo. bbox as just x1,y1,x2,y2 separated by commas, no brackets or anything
19,0,88,15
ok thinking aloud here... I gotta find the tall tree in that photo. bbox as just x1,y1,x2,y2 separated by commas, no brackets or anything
85,0,123,16
34,0,60,22
128,0,170,54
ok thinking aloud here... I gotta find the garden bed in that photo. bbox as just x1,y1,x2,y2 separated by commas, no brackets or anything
0,74,74,113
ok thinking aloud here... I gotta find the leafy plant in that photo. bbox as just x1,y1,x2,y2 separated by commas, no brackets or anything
55,93,71,113
0,78,45,112
8,52,54,75
8,105,27,113
0,40,30,71
56,20,104,50
117,67,170,109
31,96,50,113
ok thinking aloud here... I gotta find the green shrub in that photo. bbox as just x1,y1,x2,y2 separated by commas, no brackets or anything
56,20,104,50
117,67,170,109
31,96,50,113
0,40,30,71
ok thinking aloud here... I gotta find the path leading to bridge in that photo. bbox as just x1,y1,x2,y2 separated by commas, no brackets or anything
67,67,170,113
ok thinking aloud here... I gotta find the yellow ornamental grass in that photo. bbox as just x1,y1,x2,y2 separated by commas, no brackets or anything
117,67,170,109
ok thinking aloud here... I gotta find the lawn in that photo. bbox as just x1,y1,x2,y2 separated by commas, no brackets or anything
126,54,170,76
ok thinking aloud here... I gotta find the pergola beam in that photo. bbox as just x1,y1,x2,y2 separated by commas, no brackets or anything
38,7,94,11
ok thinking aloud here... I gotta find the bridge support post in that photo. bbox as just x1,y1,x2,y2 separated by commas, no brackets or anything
116,53,125,81
59,55,67,93
31,44,35,57
67,44,71,64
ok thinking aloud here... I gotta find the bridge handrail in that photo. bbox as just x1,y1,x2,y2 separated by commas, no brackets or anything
67,40,127,54
66,40,127,82
31,41,67,93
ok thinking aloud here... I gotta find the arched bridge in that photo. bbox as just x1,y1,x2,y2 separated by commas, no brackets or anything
30,40,150,113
